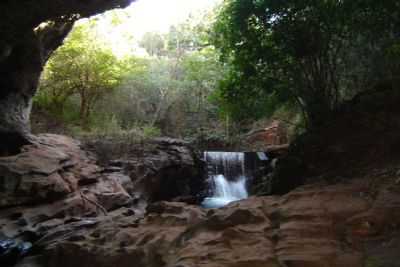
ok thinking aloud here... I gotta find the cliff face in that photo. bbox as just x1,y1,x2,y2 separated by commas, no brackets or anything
0,0,132,155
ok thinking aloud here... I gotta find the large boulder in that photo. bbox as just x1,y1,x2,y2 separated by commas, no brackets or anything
0,134,133,209
0,134,136,266
110,138,205,203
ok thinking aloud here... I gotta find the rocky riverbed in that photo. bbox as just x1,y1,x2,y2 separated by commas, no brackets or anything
1,134,400,267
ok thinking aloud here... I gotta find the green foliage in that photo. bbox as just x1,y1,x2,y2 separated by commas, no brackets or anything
30,2,307,150
139,32,166,57
37,21,125,127
142,125,161,138
99,13,227,139
35,9,230,141
212,0,400,128
92,115,122,135
365,257,385,267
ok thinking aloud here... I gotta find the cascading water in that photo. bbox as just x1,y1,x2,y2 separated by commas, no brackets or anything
202,174,248,208
202,152,249,208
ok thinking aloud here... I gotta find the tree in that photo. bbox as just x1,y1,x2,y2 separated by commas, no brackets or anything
0,0,131,152
96,13,226,139
139,32,166,57
213,0,400,128
39,22,123,127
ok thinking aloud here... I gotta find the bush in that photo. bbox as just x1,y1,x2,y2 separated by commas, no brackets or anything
142,125,161,139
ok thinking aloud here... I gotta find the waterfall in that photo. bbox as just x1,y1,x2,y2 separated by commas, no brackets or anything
202,152,249,208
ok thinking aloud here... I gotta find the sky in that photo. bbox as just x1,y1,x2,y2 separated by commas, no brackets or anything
125,0,221,36
93,0,222,56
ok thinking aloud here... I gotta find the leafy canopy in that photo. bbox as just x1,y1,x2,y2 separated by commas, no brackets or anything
212,0,400,127
38,21,125,126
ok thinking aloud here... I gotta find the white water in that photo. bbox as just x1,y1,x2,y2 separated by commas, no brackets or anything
202,174,248,208
202,152,249,208
204,152,245,180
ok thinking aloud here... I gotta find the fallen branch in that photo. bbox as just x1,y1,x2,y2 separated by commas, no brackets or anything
79,190,108,216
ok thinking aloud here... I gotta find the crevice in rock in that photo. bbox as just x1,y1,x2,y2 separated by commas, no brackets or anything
0,132,31,157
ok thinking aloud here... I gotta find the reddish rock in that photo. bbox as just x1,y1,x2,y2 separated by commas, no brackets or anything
29,178,399,267
1,135,400,267
0,134,134,239
246,120,288,147
112,138,204,203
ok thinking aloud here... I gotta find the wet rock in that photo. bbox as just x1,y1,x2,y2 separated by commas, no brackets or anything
0,238,32,267
14,256,43,267
269,155,306,194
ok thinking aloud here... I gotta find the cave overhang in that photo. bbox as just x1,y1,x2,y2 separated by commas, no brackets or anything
0,0,134,154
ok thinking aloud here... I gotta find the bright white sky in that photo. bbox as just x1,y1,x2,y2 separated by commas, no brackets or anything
93,0,221,56
126,0,220,36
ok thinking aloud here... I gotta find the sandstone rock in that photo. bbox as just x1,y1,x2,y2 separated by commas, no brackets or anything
116,138,205,203
274,181,371,267
1,134,400,267
0,135,97,207
245,120,288,151
0,134,134,249
28,178,399,267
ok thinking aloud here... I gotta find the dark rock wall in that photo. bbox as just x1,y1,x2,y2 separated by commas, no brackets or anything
109,138,206,204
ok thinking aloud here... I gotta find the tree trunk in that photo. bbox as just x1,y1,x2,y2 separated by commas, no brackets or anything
79,91,93,129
